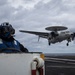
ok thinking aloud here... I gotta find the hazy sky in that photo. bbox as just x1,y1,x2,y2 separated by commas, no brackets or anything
0,0,75,53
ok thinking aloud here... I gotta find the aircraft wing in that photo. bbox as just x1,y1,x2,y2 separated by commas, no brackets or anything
19,30,49,37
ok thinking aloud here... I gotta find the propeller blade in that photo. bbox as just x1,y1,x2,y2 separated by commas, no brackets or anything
71,33,75,40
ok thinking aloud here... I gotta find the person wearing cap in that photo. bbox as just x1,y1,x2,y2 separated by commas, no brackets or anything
0,22,29,53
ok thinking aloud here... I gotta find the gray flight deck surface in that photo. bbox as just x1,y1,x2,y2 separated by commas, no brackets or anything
45,53,75,75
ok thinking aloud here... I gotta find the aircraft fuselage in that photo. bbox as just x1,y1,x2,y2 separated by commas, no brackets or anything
49,32,71,44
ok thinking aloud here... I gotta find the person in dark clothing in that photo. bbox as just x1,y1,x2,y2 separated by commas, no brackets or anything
0,22,29,53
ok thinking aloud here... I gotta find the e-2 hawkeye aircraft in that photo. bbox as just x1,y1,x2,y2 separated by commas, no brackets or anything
19,26,75,46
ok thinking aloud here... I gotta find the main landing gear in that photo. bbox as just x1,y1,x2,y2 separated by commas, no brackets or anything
66,43,69,46
66,38,71,46
48,39,51,45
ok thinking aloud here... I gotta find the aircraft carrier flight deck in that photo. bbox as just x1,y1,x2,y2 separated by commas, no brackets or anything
45,53,75,75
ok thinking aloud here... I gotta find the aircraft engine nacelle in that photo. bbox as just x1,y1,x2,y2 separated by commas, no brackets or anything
50,32,58,38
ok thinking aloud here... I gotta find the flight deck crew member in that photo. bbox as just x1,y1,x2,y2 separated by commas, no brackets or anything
0,22,29,53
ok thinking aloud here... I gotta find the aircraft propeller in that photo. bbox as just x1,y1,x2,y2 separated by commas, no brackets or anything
68,28,75,40
71,33,75,44
71,33,75,40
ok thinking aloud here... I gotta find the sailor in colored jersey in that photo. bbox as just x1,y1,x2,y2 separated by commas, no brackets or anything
0,22,29,53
